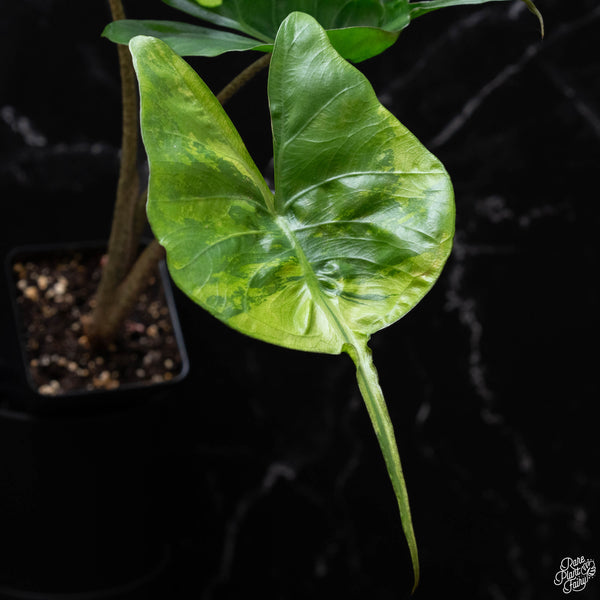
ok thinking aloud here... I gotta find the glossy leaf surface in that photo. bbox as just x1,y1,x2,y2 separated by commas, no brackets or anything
106,0,541,61
131,29,454,354
130,12,455,591
163,0,411,37
104,17,398,63
409,0,509,18
169,0,541,32
154,0,410,61
103,20,270,57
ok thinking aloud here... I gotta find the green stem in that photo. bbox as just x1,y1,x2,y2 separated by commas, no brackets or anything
277,217,419,592
346,340,420,595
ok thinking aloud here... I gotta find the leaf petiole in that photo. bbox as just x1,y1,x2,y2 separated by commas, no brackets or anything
345,339,420,594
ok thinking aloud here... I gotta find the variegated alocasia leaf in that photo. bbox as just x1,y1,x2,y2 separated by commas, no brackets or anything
105,0,542,62
130,11,455,592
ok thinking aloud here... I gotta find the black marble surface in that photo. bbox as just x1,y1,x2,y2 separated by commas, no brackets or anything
1,1,599,599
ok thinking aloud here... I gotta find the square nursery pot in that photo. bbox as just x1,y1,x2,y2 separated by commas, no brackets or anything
0,241,189,599
4,241,189,414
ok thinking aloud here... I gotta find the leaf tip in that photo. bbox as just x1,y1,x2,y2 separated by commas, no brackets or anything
100,22,111,40
128,34,151,53
410,564,420,595
520,0,545,38
128,33,171,62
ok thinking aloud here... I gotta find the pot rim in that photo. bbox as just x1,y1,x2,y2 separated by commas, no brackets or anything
4,240,190,413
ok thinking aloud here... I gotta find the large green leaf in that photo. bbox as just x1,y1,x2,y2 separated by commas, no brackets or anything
157,0,409,61
106,0,541,61
102,20,271,57
130,12,455,592
104,18,399,63
163,0,413,36
166,0,541,33
105,0,402,62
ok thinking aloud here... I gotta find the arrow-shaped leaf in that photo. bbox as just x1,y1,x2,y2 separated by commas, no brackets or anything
130,12,455,592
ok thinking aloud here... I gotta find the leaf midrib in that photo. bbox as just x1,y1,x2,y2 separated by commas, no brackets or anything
275,214,360,353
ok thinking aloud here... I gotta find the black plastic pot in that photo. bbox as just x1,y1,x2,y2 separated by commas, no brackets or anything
4,241,189,415
0,242,189,599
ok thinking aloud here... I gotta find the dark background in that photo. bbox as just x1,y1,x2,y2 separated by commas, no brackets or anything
1,1,599,599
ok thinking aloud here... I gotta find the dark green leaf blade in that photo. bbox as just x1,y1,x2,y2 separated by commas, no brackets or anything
162,0,409,60
103,19,270,57
162,0,276,40
326,26,399,63
163,0,400,36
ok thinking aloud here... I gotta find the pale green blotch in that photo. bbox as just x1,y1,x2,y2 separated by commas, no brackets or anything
194,0,222,7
